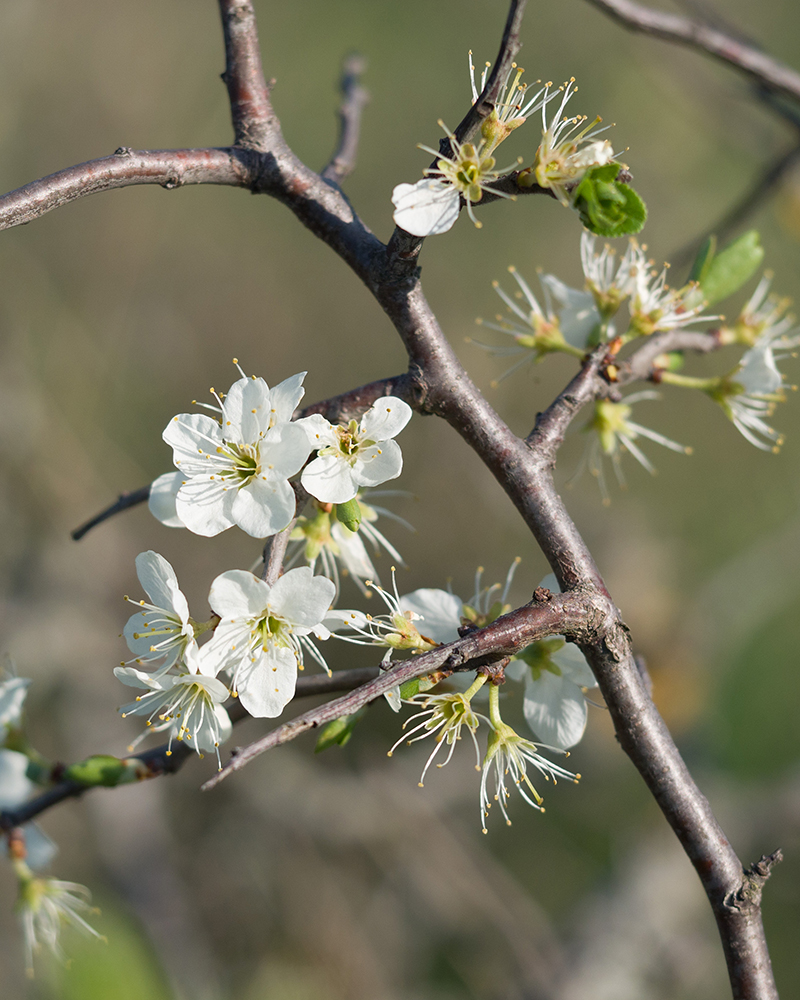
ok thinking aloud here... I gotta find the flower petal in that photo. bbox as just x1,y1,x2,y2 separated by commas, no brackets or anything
236,646,297,718
523,671,588,749
175,475,237,537
399,589,462,644
221,376,271,443
359,397,412,442
208,569,271,619
231,475,297,538
353,440,403,488
269,372,307,424
392,179,460,237
268,567,335,628
302,453,359,504
148,472,185,528
134,551,179,614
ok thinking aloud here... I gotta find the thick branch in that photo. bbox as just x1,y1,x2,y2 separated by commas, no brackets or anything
322,54,369,184
584,0,800,103
203,590,600,789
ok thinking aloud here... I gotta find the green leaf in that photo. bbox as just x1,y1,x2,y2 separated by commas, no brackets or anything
697,230,763,306
314,707,367,752
572,164,647,237
335,498,362,532
688,235,717,285
398,678,420,700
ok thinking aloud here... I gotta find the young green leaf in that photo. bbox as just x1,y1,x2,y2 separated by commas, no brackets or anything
572,164,647,237
314,708,367,752
697,230,763,306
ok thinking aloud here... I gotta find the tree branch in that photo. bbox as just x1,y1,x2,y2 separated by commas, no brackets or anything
0,667,380,832
322,54,370,184
218,0,275,150
202,589,601,790
583,0,800,103
71,486,151,541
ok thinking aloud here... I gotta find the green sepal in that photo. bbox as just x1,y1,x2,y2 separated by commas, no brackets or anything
572,164,647,237
695,230,763,306
688,235,717,285
335,498,362,532
64,754,143,787
398,678,420,700
314,707,367,752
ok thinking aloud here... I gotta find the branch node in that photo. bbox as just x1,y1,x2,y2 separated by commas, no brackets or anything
725,850,784,912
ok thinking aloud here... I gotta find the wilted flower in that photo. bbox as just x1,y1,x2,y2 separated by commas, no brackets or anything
473,266,598,380
580,231,632,319
578,391,691,502
520,79,616,206
621,240,716,337
468,51,552,152
480,684,578,831
150,364,311,538
301,398,412,504
388,674,489,785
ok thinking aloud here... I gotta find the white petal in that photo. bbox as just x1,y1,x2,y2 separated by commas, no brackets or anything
134,551,179,614
352,440,403,489
24,823,58,871
359,397,412,442
163,412,224,469
540,273,600,349
208,569,271,619
392,179,460,237
221,376,271,443
236,646,297,717
523,672,588,749
0,749,34,808
302,453,359,504
296,413,337,451
269,567,335,628
231,476,297,538
175,476,237,537
148,472,185,528
259,421,313,478
399,589,462,644
552,642,596,687
269,372,307,424
0,677,31,729
330,523,377,580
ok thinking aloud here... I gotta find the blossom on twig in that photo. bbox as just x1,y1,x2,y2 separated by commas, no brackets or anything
150,363,312,538
301,397,412,504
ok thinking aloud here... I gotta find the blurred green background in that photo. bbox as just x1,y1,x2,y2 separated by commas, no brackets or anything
0,0,799,997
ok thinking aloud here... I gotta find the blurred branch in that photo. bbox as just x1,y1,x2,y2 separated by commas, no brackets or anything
322,54,370,184
0,667,380,832
619,330,720,383
203,590,600,789
71,485,151,540
583,0,800,103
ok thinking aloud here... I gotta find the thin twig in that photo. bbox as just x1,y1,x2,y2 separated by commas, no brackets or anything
203,591,599,790
583,0,800,103
71,486,151,540
322,54,370,184
0,666,380,832
218,0,275,150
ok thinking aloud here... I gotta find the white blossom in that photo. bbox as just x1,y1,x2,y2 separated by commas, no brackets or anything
0,668,31,741
122,551,198,671
474,266,598,380
715,336,791,452
301,397,412,504
202,567,335,718
150,366,311,538
392,125,522,236
115,644,232,766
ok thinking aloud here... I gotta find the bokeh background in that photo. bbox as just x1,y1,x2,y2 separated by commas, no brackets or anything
0,0,798,997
